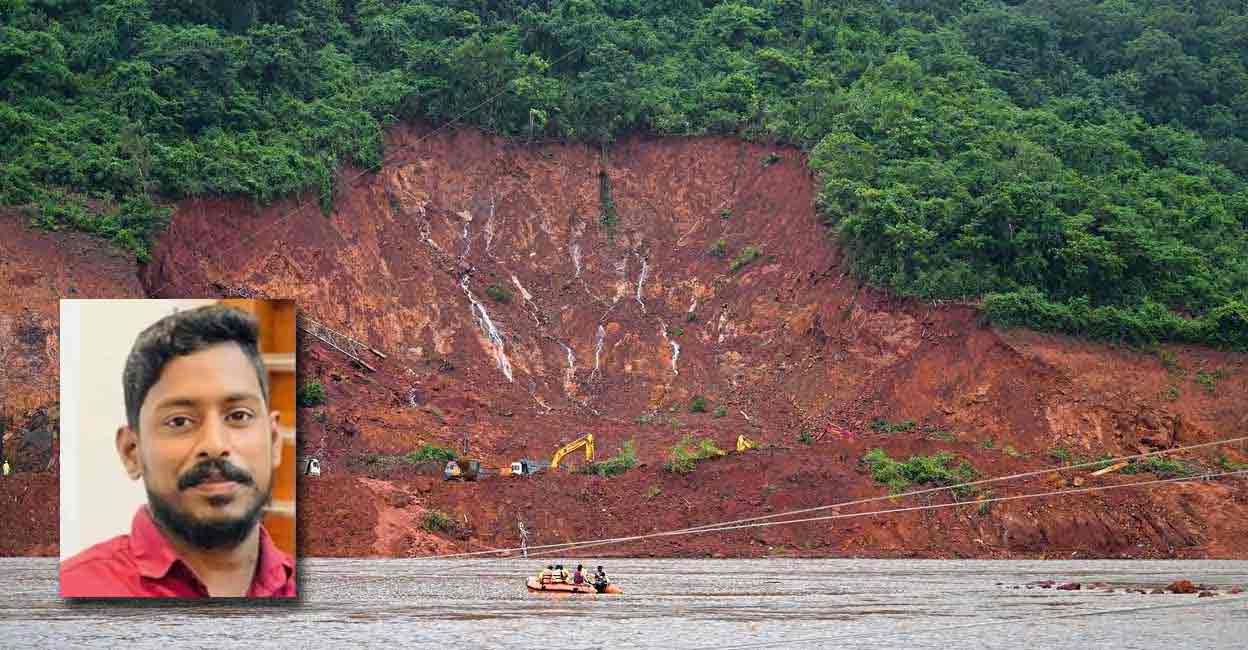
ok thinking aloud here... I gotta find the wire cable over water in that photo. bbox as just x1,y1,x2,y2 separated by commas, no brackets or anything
417,436,1248,561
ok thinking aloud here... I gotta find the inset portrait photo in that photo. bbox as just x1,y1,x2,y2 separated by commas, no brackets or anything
59,299,297,598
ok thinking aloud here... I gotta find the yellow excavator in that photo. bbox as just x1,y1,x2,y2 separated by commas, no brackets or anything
736,435,756,453
550,433,594,470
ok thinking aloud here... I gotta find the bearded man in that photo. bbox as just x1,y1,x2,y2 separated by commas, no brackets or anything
60,305,294,598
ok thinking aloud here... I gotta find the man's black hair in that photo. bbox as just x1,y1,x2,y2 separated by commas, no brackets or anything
123,304,268,431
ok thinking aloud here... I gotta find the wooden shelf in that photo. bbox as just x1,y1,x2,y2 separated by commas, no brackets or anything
264,502,295,516
264,353,295,373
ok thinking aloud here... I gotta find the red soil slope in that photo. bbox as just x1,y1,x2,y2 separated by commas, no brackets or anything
2,126,1246,558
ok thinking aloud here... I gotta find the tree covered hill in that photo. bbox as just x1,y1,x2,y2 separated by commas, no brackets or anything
2,0,1245,347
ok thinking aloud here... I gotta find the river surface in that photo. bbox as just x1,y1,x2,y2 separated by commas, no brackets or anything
2,558,1246,648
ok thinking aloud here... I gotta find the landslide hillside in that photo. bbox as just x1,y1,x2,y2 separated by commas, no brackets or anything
3,1,1248,557
4,126,1247,558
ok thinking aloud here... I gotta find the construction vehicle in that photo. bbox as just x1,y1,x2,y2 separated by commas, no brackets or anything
550,433,594,470
736,435,757,453
443,458,481,481
508,458,549,476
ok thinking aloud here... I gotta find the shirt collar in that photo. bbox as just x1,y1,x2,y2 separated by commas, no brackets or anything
129,505,294,593
130,506,181,580
251,521,295,595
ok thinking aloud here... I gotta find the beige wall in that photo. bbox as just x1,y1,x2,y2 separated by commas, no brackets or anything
59,299,216,559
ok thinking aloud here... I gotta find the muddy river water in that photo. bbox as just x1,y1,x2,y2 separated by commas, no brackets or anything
2,558,1245,648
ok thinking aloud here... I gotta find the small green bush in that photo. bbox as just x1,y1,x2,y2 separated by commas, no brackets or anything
421,510,454,533
861,448,979,497
709,238,728,258
713,406,727,418
719,208,732,220
644,485,662,500
1049,446,1071,464
798,429,814,445
729,245,762,272
664,436,726,474
685,311,697,323
977,490,994,516
871,418,916,434
1216,455,1248,472
762,152,781,167
1121,456,1197,479
485,284,512,303
1158,349,1184,375
690,395,708,413
406,444,457,464
297,381,327,407
1194,369,1226,394
585,440,637,477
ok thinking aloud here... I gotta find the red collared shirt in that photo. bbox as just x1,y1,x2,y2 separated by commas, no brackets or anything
60,506,295,598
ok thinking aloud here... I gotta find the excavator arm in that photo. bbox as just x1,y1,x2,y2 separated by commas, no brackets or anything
551,433,594,469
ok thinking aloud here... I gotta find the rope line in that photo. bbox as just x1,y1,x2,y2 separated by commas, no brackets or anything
416,437,1248,561
452,469,1248,565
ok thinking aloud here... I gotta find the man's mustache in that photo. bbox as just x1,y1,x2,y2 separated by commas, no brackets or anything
177,458,255,490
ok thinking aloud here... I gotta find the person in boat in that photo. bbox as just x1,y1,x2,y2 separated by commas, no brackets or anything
556,564,569,583
572,564,585,585
539,565,554,584
593,565,608,589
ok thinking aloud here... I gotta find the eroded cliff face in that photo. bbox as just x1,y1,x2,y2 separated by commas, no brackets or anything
3,125,1247,557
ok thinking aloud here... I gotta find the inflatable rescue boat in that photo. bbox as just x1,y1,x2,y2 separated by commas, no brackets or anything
526,577,623,594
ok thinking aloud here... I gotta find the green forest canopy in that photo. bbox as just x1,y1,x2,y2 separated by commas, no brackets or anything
2,0,1245,348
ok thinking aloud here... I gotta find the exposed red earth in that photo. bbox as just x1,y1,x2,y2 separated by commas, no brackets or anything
3,125,1247,558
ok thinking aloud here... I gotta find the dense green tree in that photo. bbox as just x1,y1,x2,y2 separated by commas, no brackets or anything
0,0,1244,347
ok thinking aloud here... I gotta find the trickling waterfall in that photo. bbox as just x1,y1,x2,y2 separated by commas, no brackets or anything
717,309,730,343
570,242,582,277
510,274,534,302
688,298,698,314
418,218,443,253
635,255,649,313
591,324,605,379
660,321,680,375
460,211,474,259
483,196,496,253
460,276,514,382
560,342,577,397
